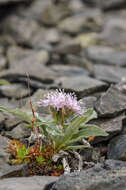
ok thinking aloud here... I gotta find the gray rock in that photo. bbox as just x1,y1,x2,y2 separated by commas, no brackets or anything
0,46,59,82
0,0,32,4
51,160,126,190
41,1,71,26
54,41,81,55
108,135,126,160
4,113,22,131
0,176,58,190
80,96,97,110
0,136,10,163
5,123,31,139
0,98,21,109
0,84,30,99
2,15,41,46
83,0,126,10
0,112,6,131
94,64,126,83
0,54,6,71
55,75,107,97
90,113,125,143
0,163,28,179
58,9,102,34
95,85,126,117
98,18,126,47
85,46,126,66
51,64,89,76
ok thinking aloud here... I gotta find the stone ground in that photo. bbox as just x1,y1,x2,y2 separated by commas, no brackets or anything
0,0,126,189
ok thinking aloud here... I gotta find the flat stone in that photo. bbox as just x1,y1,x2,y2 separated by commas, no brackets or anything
51,64,89,76
22,89,53,115
54,40,81,55
0,176,58,190
55,75,107,97
0,0,32,4
0,54,6,71
4,113,22,131
51,160,126,190
5,123,31,139
94,64,126,83
80,96,97,110
98,18,126,47
108,135,126,160
0,46,59,82
0,84,30,99
2,15,41,46
85,46,126,66
95,85,126,117
0,98,20,109
89,113,125,143
0,163,28,179
0,136,10,163
41,1,71,26
58,9,102,34
0,112,6,131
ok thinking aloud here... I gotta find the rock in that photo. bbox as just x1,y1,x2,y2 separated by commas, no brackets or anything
75,33,97,48
0,176,58,190
44,28,60,44
108,135,126,160
0,136,10,163
54,41,81,55
2,15,41,46
95,85,126,117
0,46,58,82
5,123,31,139
41,1,71,26
98,18,126,47
51,64,89,76
69,0,85,13
4,113,22,131
80,96,97,110
51,160,126,190
0,112,6,131
0,98,21,109
66,54,94,74
90,113,125,143
22,89,53,115
0,0,32,4
0,163,28,179
82,0,126,10
55,75,107,97
0,54,6,71
0,84,30,99
58,9,102,34
85,46,126,66
94,64,126,83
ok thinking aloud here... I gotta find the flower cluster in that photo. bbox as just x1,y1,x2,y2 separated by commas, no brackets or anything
39,90,81,114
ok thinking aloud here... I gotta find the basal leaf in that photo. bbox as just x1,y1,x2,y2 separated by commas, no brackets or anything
0,106,31,123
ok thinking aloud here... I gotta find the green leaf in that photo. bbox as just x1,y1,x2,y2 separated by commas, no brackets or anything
17,145,27,160
0,106,31,123
72,125,108,140
64,145,90,150
36,155,44,164
0,79,11,85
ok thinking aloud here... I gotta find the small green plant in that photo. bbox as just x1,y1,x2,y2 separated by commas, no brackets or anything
0,90,108,176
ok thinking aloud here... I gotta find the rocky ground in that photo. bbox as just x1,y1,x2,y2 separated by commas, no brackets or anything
0,0,126,189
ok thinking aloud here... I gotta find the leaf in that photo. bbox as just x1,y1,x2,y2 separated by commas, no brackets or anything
72,125,108,140
36,155,44,164
17,145,27,160
0,79,11,85
57,114,91,150
0,106,31,123
64,145,90,151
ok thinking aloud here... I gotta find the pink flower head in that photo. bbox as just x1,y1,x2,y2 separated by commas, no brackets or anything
39,89,82,114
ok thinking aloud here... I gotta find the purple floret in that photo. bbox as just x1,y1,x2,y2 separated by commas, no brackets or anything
39,90,82,114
